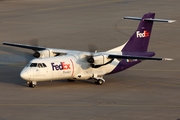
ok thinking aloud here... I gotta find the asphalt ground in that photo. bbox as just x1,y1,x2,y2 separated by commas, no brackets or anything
0,0,180,120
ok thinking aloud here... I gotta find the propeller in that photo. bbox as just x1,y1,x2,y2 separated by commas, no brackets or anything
86,44,98,64
29,39,41,58
23,39,40,63
0,39,39,66
29,38,38,46
21,39,41,62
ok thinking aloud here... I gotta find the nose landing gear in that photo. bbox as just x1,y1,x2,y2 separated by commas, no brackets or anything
27,81,37,88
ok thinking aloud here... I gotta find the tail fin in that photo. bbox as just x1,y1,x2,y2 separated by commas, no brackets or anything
122,13,155,52
108,13,175,53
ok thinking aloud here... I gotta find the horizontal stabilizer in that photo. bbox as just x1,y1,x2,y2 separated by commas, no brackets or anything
144,18,176,23
108,55,173,61
123,16,142,21
123,16,176,23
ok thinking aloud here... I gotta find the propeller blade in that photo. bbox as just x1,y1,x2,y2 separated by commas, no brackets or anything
29,39,41,58
29,39,38,46
88,44,97,53
86,44,98,63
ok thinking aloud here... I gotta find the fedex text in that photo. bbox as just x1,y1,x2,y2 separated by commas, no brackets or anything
136,30,150,38
51,62,71,71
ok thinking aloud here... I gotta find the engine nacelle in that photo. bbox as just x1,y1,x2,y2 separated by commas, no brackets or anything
93,55,112,66
34,49,56,58
33,52,40,58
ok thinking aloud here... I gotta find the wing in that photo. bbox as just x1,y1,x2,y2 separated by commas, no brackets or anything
2,42,91,59
3,42,46,51
2,42,83,55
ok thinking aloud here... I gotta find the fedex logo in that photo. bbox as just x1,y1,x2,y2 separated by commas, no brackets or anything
51,62,70,71
136,30,150,38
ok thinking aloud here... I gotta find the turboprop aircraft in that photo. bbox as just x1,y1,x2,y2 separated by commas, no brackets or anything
2,13,176,88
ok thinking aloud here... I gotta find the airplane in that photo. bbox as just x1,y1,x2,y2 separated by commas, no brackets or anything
2,13,176,88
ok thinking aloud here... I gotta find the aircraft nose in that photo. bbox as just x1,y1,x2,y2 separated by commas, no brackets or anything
20,70,29,80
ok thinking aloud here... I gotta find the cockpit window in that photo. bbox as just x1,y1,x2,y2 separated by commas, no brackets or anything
29,63,47,68
30,63,37,67
38,63,43,68
42,63,47,67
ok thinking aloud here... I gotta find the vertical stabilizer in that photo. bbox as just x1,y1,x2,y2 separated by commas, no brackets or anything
122,13,155,52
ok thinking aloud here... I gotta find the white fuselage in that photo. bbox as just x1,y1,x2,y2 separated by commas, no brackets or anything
20,54,120,82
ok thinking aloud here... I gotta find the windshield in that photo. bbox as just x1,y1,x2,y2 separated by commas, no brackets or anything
28,63,47,68
30,63,37,67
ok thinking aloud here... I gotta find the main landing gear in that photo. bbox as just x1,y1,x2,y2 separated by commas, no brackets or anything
92,74,105,85
27,81,37,88
94,79,105,85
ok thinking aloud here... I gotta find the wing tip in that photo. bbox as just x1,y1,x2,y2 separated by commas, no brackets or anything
162,58,174,61
168,20,176,23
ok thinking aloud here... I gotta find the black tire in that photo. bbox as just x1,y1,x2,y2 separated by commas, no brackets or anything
98,79,103,85
67,80,75,82
31,84,35,88
94,80,99,84
28,82,35,88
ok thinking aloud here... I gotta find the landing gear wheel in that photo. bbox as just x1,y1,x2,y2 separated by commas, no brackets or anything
94,79,104,85
27,81,36,88
94,80,99,84
67,80,75,82
98,79,104,85
30,84,35,88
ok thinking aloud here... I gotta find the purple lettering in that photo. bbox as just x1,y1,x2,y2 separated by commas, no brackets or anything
51,62,71,71
59,62,63,70
55,65,59,70
51,63,55,71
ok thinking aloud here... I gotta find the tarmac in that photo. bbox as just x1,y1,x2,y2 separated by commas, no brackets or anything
0,0,180,120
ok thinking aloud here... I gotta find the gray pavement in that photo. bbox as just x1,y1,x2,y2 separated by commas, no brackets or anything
0,0,180,120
